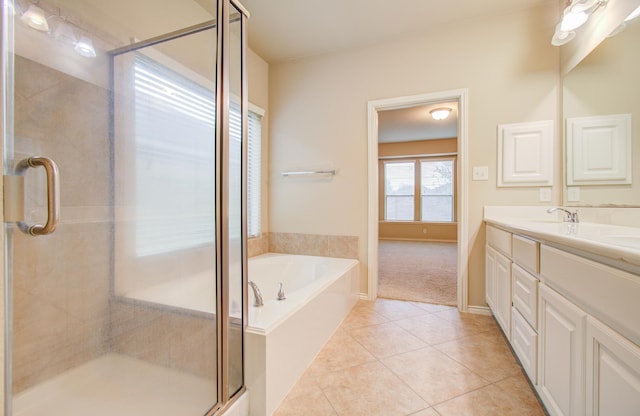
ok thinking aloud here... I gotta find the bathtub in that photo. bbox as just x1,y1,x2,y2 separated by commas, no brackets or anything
245,253,359,416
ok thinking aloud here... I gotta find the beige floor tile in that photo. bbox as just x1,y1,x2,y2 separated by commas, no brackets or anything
341,303,389,331
382,346,490,405
305,329,376,377
274,374,337,416
494,374,545,414
408,408,440,416
411,302,456,314
434,382,545,416
433,309,498,328
433,331,521,382
370,298,427,321
348,322,427,359
394,313,490,345
317,361,428,416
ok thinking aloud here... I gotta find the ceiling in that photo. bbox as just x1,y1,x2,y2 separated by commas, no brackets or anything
240,0,554,63
378,103,458,143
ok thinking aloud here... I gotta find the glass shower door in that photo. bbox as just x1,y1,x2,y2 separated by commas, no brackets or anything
0,1,241,414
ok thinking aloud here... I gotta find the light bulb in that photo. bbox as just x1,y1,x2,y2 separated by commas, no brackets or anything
560,11,588,32
21,5,49,32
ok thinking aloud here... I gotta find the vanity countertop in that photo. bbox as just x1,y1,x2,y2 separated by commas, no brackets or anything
484,216,640,275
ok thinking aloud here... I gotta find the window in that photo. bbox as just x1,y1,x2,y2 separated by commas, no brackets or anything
383,158,455,223
134,53,216,257
421,159,454,222
133,53,263,255
384,162,415,221
247,109,262,238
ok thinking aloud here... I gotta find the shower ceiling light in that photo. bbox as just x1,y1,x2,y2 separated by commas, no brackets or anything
21,5,49,32
430,108,451,121
74,36,96,58
560,10,588,31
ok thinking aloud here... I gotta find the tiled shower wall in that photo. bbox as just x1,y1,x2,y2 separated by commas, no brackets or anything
248,232,359,259
12,56,112,392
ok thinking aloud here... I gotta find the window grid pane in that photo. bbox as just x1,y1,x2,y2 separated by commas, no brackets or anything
384,162,415,221
421,160,454,222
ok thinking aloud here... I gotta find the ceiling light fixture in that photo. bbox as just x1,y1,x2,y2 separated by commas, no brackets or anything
74,36,96,58
551,0,607,46
21,4,49,32
430,108,451,121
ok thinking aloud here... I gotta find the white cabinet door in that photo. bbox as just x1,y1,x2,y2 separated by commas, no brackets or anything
586,317,640,416
494,250,512,340
538,284,586,416
485,245,497,310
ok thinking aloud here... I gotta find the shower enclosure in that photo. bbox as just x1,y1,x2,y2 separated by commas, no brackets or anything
0,0,248,414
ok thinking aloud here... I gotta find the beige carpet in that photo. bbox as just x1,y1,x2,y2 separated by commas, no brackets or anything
378,240,457,306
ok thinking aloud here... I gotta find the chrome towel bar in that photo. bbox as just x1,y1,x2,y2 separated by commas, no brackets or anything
281,169,336,177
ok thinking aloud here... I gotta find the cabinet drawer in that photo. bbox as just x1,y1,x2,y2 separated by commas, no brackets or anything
512,264,538,329
512,234,539,274
512,307,537,384
487,225,512,256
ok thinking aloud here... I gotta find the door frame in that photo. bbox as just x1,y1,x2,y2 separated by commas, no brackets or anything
367,89,469,311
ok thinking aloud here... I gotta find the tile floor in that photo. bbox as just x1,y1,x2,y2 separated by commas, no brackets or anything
274,299,546,416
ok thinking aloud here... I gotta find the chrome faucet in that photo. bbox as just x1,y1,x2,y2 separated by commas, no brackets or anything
547,207,579,223
248,280,264,307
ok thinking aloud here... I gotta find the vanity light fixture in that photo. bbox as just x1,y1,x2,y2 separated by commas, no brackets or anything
551,0,608,46
21,4,49,32
430,108,451,121
74,36,97,58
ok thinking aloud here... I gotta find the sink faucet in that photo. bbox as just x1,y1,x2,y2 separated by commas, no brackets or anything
547,207,579,223
248,280,264,307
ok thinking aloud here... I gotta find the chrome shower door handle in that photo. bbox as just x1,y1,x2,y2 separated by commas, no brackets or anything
19,156,60,236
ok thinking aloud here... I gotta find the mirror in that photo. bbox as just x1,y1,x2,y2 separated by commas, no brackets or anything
562,18,640,206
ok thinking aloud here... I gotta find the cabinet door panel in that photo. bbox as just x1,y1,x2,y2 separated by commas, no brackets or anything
495,250,512,339
586,317,640,416
538,284,586,416
486,245,496,310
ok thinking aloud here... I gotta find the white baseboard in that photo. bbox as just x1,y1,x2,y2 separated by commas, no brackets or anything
467,305,492,316
359,292,372,301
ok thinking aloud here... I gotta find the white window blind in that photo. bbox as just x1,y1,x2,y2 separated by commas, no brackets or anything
133,53,262,255
134,53,216,257
247,111,262,237
384,162,415,221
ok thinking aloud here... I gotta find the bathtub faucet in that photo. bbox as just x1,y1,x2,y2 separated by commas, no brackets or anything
547,207,579,223
248,280,264,307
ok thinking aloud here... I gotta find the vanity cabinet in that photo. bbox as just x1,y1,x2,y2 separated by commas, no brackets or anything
484,212,640,415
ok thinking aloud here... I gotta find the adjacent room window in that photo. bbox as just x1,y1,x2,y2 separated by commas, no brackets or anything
384,161,415,221
421,159,454,222
383,158,455,223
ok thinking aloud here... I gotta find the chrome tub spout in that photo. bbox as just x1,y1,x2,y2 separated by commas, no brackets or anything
248,280,264,307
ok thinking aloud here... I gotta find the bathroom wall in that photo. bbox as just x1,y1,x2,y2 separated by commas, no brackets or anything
268,3,561,306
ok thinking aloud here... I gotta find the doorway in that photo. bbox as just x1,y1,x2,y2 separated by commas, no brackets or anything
367,90,469,311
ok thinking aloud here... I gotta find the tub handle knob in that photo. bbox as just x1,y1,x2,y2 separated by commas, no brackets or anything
277,282,286,301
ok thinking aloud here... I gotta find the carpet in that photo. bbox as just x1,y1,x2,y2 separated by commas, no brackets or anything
378,240,457,306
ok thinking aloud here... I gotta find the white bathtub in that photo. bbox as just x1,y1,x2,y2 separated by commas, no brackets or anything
246,253,359,416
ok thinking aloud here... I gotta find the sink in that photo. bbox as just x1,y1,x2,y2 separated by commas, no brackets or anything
598,235,640,249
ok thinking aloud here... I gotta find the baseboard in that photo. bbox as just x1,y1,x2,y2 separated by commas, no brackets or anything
359,292,371,301
467,305,492,316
